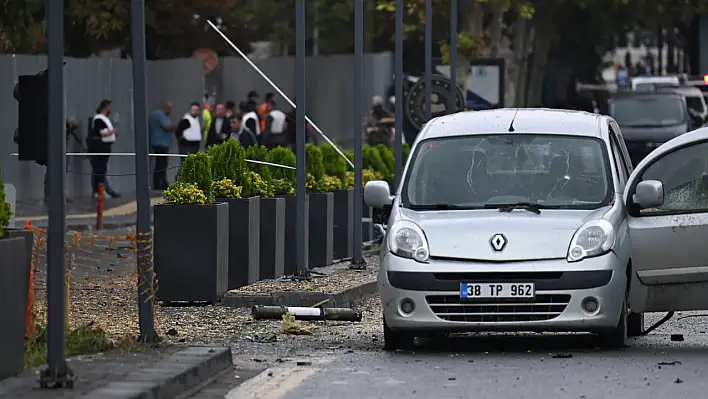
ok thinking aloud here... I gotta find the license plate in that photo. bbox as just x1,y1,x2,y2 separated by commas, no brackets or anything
460,283,535,299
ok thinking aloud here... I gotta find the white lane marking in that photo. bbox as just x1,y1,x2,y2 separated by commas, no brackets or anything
225,357,335,399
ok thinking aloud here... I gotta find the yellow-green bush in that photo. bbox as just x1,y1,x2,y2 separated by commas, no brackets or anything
242,170,274,198
212,178,242,199
163,182,208,205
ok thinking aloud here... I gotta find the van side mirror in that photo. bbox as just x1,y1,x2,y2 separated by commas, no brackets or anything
633,180,664,208
364,180,394,209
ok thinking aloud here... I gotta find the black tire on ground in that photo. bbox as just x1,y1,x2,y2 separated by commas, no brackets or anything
627,312,645,337
383,317,416,351
598,296,629,348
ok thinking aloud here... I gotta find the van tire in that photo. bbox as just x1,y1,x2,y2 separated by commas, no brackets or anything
383,317,416,351
628,312,645,336
598,296,629,348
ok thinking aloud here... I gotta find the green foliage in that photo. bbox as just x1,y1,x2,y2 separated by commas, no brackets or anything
265,146,296,182
402,143,411,162
362,145,388,177
344,171,354,188
244,145,273,183
344,150,354,165
208,138,246,186
374,144,395,181
0,169,12,237
25,322,116,370
272,178,295,196
177,153,214,202
163,182,208,205
320,143,348,183
242,171,274,198
363,169,385,186
321,175,344,192
306,173,318,192
306,144,326,184
212,178,242,199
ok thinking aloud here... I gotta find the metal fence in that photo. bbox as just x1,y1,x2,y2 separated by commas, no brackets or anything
0,53,393,202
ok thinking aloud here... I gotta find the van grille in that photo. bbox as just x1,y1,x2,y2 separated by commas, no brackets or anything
425,294,571,322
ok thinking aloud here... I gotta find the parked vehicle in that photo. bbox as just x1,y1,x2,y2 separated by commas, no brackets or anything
658,86,708,124
630,76,679,91
365,108,708,350
608,91,699,166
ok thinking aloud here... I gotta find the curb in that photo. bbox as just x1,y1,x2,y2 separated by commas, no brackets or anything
220,280,378,308
81,346,232,399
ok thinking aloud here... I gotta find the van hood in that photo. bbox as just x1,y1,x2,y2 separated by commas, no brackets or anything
619,123,688,142
398,207,610,262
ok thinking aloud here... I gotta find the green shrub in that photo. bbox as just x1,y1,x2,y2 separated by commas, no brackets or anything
265,146,296,182
244,145,272,183
177,153,213,202
363,168,384,185
402,142,411,162
242,170,274,198
320,175,343,191
163,182,208,205
362,145,387,176
208,138,247,186
375,144,394,180
344,149,354,165
0,169,11,237
272,178,295,195
320,143,348,183
212,178,242,199
305,144,325,184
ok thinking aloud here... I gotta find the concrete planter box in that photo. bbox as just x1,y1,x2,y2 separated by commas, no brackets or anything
154,203,228,303
259,197,285,280
218,197,260,290
278,194,309,275
362,196,373,242
0,233,32,380
332,189,354,260
308,192,334,268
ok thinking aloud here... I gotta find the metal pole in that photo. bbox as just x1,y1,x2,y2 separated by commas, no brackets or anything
352,0,366,267
41,0,72,386
394,0,404,188
295,0,309,278
449,0,458,114
131,0,156,342
424,0,432,121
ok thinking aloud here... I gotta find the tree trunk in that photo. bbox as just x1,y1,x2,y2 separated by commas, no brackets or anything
456,0,485,101
526,14,556,107
487,0,506,58
517,26,533,107
512,17,528,107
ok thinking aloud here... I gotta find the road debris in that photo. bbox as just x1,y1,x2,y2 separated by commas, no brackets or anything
253,305,363,322
281,312,317,335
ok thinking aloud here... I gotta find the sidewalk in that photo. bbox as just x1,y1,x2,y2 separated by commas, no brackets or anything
13,192,163,230
0,346,235,398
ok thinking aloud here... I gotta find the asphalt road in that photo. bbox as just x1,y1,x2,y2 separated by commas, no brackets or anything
189,299,708,399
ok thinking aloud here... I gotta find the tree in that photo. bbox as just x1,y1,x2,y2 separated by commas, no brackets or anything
0,0,45,53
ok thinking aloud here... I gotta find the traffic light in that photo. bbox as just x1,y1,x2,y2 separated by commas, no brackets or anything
15,71,49,165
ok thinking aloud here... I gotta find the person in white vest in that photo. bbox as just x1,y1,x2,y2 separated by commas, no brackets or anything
175,102,203,162
239,100,261,140
88,99,121,199
261,108,288,149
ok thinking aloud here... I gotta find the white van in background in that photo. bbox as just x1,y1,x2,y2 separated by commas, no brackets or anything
631,76,680,91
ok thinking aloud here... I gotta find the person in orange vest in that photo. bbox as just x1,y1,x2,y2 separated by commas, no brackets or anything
258,92,275,133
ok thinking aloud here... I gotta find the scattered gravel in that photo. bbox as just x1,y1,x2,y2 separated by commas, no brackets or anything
229,260,378,295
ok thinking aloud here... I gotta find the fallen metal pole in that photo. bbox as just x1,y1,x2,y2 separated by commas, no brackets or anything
252,305,363,322
206,20,354,169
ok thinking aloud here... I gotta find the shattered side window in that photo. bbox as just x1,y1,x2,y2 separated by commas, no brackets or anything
640,141,708,214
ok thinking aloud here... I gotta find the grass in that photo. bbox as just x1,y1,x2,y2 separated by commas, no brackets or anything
24,322,152,370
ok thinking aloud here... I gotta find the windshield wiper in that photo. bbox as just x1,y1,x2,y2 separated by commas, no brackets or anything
484,202,544,214
407,203,469,211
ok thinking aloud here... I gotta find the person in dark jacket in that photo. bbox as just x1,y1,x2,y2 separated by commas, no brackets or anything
205,103,231,148
229,115,257,149
88,99,121,199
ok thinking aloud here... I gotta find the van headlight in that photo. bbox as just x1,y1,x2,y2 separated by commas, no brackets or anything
567,219,615,262
388,220,430,263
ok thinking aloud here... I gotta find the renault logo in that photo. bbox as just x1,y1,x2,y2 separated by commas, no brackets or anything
490,234,507,251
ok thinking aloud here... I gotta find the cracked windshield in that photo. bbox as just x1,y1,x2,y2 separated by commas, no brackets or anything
403,134,611,209
610,95,686,127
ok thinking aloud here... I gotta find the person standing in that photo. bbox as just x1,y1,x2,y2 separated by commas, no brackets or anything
225,100,236,118
258,92,275,133
175,102,203,162
205,103,231,148
148,101,176,190
88,99,121,199
262,107,288,149
230,115,258,149
241,100,261,139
